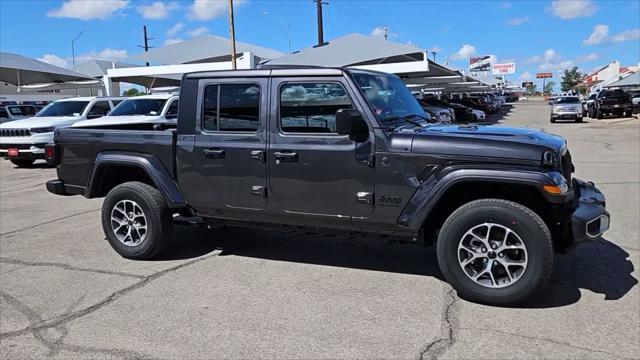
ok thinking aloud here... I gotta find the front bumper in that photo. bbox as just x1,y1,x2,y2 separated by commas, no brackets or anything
0,144,46,160
600,104,632,112
552,111,582,119
570,178,609,243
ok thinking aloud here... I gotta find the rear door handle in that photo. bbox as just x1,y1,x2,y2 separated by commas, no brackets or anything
273,151,298,162
203,148,225,159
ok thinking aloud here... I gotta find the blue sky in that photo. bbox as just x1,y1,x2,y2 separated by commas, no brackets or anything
1,0,639,89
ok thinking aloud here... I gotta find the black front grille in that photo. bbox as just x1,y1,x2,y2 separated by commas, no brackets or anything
0,128,31,137
561,150,573,186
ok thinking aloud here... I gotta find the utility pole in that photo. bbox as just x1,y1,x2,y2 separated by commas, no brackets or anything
228,0,237,69
137,25,154,66
383,27,388,40
315,0,326,46
430,50,438,62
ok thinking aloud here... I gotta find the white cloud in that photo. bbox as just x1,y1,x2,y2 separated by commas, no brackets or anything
518,71,532,81
38,54,68,68
609,28,640,43
526,48,557,64
507,16,530,26
583,25,640,45
164,38,183,46
501,2,513,9
550,0,597,19
430,46,442,54
539,60,575,72
136,1,178,20
166,22,184,37
75,48,128,64
188,0,246,21
583,24,609,45
370,26,388,37
187,26,209,37
577,53,599,62
451,44,476,60
47,0,129,20
38,48,128,68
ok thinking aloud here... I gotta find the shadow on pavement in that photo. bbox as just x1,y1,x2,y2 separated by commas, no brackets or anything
159,227,636,308
526,238,638,308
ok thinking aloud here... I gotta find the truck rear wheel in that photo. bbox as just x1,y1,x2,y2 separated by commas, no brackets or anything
436,199,553,306
10,159,34,167
101,181,171,259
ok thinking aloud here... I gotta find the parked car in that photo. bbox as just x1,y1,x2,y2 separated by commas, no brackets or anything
550,96,584,123
419,98,475,123
583,93,597,116
0,105,38,124
451,97,495,115
630,93,640,114
72,94,179,130
45,67,609,306
0,96,122,167
589,89,633,119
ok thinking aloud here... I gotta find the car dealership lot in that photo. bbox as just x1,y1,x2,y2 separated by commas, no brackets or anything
1,101,638,359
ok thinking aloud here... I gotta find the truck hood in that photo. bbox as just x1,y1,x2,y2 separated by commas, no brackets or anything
72,115,171,128
0,116,82,129
408,124,566,162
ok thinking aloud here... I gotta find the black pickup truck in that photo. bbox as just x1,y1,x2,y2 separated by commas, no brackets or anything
45,68,609,306
589,89,633,119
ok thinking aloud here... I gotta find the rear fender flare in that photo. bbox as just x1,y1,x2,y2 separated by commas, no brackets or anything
87,152,186,208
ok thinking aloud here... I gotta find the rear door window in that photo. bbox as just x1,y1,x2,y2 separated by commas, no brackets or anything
202,84,260,132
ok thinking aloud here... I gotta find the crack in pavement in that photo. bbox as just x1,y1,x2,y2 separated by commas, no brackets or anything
1,250,221,343
0,289,155,359
0,209,100,237
0,258,145,279
418,287,457,360
458,327,634,359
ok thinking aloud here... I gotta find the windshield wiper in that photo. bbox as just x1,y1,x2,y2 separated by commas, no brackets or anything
383,113,429,127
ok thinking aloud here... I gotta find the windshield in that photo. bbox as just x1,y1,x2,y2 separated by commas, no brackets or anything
351,72,426,125
554,97,580,104
7,105,36,116
38,101,89,117
109,99,167,116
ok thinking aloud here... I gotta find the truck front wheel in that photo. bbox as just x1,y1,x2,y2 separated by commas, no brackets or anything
436,199,553,306
101,181,172,259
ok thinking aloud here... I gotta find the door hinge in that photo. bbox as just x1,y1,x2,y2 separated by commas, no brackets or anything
356,191,373,204
252,186,266,197
356,153,374,167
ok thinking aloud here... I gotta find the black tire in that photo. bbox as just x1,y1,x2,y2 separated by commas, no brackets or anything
550,117,556,123
10,159,35,167
596,108,602,119
436,199,553,306
575,116,583,123
101,181,172,259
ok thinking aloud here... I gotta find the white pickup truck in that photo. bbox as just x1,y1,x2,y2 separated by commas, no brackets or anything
72,94,179,130
0,96,122,167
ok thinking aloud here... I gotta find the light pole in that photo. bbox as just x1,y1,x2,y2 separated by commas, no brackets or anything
263,11,291,53
71,28,93,66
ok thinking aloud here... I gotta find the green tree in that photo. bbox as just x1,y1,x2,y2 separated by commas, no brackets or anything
525,83,537,94
543,81,556,95
560,67,584,92
122,88,141,96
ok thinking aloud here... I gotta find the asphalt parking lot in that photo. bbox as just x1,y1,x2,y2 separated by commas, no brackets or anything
1,101,638,359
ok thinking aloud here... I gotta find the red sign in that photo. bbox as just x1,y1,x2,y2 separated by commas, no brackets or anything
7,148,19,157
536,72,553,79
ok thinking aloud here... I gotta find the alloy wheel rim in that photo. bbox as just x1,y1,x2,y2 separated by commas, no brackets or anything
457,222,528,288
110,199,147,247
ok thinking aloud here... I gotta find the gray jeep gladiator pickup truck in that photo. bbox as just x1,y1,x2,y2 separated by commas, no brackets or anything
45,68,609,305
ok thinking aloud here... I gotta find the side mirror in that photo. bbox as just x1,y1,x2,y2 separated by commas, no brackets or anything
86,113,103,119
336,108,368,142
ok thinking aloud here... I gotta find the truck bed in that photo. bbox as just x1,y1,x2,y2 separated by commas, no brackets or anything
54,128,176,191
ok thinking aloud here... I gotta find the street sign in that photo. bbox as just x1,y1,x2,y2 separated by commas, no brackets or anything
522,81,534,88
492,63,516,75
536,72,553,79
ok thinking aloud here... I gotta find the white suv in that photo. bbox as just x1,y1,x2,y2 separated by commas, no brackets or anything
0,96,123,167
72,94,179,129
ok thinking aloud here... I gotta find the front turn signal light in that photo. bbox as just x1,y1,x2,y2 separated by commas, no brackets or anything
543,183,568,195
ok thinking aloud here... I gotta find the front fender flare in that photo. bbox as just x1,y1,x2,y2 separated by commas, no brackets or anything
397,168,571,231
86,151,186,208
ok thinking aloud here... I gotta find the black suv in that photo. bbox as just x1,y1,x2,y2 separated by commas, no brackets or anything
45,68,609,306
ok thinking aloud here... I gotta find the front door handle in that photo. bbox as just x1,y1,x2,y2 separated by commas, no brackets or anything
203,148,225,159
273,151,298,162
